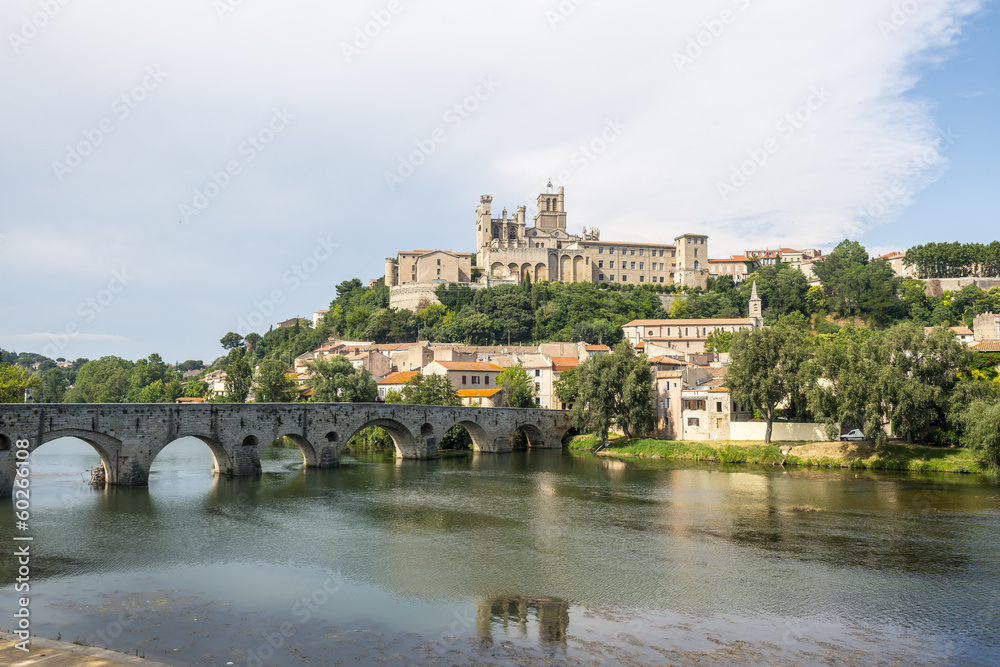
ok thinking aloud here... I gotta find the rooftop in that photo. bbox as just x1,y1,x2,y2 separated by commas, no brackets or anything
430,361,504,372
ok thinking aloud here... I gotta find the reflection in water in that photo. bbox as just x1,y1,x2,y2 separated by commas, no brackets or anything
3,441,998,665
478,595,571,644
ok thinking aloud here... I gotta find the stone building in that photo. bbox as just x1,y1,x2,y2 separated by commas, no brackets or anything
974,312,1000,342
623,283,763,354
476,184,710,289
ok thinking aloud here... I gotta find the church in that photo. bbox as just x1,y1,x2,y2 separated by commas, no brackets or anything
385,183,711,310
476,183,710,289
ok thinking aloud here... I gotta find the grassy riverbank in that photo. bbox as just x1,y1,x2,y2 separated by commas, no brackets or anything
567,435,989,474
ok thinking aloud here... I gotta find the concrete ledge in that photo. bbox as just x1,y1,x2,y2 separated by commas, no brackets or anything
0,632,174,666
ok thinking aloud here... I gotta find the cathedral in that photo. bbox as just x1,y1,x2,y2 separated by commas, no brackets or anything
476,183,709,289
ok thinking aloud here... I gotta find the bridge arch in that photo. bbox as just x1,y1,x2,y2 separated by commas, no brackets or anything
445,420,491,451
149,435,231,477
36,429,121,485
513,423,547,449
347,418,422,459
277,433,320,468
0,434,11,451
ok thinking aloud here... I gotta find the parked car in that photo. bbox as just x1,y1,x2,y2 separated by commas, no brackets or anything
840,429,865,441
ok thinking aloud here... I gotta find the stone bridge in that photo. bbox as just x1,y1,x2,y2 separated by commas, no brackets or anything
0,403,573,496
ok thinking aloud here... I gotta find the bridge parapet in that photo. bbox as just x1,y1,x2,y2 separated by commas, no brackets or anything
0,403,573,496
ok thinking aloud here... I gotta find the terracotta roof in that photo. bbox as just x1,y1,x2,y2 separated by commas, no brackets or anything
457,388,503,398
585,345,611,351
647,356,693,365
430,361,503,372
378,371,421,385
972,340,1000,352
551,357,579,372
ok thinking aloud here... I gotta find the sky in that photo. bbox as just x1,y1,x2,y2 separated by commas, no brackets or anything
0,0,997,365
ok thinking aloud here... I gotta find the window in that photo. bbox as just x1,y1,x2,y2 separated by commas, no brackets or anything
716,418,723,428
586,257,589,265
609,247,614,254
716,401,723,412
660,263,664,270
639,249,644,256
622,275,627,282
535,383,540,392
437,259,441,265
462,375,467,385
648,330,654,336
599,260,604,268
599,274,604,281
437,269,441,275
630,249,635,256
665,397,671,408
472,376,480,385
535,369,541,377
535,397,541,405
694,248,699,257
631,262,636,269
660,277,664,283
685,328,689,336
683,399,706,411
484,376,490,385
599,247,604,254
660,250,664,257
688,418,700,427
639,276,644,282
609,261,614,269
639,262,644,270
609,275,615,281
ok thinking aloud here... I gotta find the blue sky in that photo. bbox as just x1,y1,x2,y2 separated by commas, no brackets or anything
0,0,997,365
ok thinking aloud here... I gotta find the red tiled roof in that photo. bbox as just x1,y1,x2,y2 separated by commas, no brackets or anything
378,371,421,385
430,361,503,372
552,357,579,372
972,340,1000,352
457,388,502,398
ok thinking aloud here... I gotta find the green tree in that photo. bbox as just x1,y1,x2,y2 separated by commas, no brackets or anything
553,368,578,405
704,329,734,353
0,363,40,403
960,400,1000,468
68,357,134,403
726,325,810,443
220,332,245,350
253,359,296,402
37,368,67,404
401,374,460,406
572,342,653,441
308,356,376,403
497,364,537,408
223,350,252,403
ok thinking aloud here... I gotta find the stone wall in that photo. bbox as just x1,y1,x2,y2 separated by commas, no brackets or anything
0,403,572,496
924,277,1000,298
729,422,833,442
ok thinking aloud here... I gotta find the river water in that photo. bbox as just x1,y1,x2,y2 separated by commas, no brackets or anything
2,438,998,666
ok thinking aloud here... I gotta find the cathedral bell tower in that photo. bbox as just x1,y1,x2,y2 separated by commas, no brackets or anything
534,181,567,231
748,281,763,328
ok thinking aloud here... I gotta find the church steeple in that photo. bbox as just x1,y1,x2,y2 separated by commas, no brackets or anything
748,281,763,328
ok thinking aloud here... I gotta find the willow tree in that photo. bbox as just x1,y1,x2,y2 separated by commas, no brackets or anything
573,342,653,442
726,325,810,443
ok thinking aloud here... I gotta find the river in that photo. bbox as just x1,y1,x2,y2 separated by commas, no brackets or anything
2,438,998,666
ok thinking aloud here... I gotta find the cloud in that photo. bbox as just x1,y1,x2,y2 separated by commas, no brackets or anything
0,0,986,360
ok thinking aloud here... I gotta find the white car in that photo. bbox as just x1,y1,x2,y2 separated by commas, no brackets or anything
840,429,865,441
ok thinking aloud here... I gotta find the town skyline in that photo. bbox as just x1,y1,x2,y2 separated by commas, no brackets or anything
1,1,997,363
